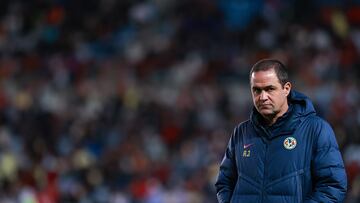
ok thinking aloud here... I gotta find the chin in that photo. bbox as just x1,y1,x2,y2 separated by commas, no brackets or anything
259,109,274,116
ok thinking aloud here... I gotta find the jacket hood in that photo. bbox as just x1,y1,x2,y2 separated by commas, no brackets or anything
250,90,316,139
288,90,316,119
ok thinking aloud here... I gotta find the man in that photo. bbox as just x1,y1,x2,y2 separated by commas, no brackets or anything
215,59,347,203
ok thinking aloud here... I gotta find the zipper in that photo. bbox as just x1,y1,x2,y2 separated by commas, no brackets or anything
259,126,271,203
261,141,268,203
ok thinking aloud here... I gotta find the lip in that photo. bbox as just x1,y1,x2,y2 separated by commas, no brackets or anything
258,104,272,109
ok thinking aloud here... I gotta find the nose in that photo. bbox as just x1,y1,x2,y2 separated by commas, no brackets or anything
259,91,268,101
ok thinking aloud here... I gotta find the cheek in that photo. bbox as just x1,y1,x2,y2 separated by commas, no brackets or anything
252,96,259,105
275,96,286,106
269,94,281,104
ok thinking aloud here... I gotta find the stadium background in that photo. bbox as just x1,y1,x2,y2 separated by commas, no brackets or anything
0,0,359,202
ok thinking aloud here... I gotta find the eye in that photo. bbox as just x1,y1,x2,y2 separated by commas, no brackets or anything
265,86,276,92
252,88,261,94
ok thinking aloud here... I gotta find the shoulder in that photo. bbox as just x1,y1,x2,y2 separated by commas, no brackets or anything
234,119,252,133
303,115,337,148
302,115,333,132
230,119,255,141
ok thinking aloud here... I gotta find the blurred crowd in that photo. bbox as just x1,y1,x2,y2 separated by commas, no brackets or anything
0,0,359,202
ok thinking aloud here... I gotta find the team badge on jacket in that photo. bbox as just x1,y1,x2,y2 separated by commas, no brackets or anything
283,137,297,150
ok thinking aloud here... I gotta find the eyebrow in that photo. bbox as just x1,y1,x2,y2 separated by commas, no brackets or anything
252,85,277,91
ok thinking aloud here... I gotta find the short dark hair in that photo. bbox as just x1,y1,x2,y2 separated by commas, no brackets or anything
249,59,289,86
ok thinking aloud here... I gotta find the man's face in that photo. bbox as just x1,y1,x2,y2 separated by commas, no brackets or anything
250,68,291,120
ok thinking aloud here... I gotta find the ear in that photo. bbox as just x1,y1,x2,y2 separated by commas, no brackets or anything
283,82,291,96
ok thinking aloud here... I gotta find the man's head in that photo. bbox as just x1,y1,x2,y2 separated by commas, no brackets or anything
249,59,291,125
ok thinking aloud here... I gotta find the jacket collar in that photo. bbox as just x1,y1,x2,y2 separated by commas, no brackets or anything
250,90,316,140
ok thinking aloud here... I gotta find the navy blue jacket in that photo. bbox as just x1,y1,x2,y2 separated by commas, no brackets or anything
215,91,347,203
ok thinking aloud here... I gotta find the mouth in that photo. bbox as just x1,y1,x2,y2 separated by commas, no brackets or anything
258,104,272,109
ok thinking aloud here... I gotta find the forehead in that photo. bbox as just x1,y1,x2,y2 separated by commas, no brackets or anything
250,69,281,87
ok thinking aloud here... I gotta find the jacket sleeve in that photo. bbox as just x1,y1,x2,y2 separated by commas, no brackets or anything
304,119,347,203
215,129,238,203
